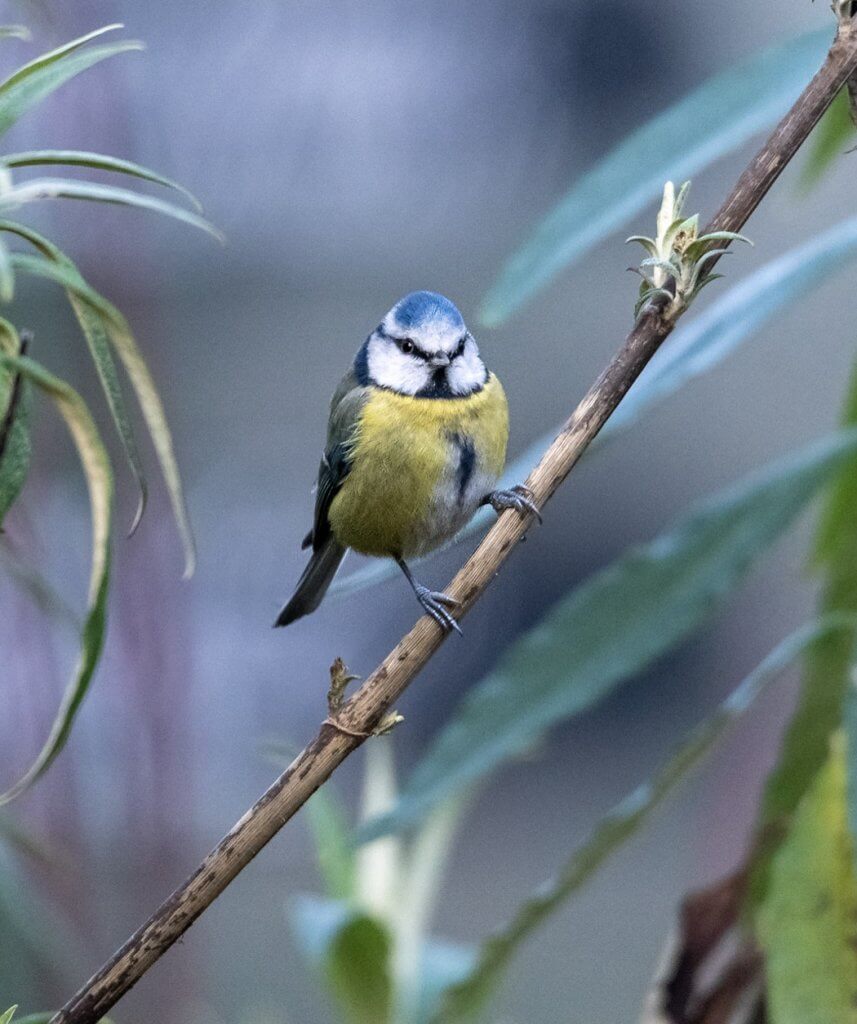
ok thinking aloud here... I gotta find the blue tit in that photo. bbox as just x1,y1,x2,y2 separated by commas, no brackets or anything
275,290,539,634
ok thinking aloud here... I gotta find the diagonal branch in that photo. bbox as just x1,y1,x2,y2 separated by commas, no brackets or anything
52,14,857,1024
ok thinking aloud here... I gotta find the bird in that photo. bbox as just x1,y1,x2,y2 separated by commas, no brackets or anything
275,290,540,634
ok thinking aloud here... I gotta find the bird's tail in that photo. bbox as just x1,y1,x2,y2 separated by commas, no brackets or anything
274,538,347,627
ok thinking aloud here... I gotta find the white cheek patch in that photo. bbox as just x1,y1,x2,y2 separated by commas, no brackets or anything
367,336,430,395
447,339,487,395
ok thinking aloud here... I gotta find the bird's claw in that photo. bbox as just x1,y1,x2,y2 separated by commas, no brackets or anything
415,584,463,635
488,485,542,524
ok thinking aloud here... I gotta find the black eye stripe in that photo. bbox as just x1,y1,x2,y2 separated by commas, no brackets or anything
392,334,467,360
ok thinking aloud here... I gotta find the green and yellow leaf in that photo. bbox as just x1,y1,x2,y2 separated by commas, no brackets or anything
759,737,857,1024
0,354,112,805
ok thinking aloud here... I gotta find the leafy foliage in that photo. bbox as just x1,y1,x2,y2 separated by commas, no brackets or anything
480,29,829,325
758,738,857,1023
0,24,213,802
0,322,30,525
0,352,112,805
749,362,857,907
361,430,857,842
435,619,849,1023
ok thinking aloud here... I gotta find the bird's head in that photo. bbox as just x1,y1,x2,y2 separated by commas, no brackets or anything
356,290,487,398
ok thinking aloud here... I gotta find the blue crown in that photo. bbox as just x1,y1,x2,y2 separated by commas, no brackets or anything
392,291,465,331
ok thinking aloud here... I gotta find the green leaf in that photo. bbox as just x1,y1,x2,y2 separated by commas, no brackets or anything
434,619,849,1024
332,216,857,602
361,429,857,842
9,250,124,323
0,26,142,138
0,321,30,526
758,738,857,1024
0,178,222,242
290,895,475,1024
328,914,393,1024
7,233,195,575
291,897,393,1024
749,360,857,908
3,233,146,530
3,150,203,211
802,87,857,188
480,29,830,326
0,1009,16,1024
0,354,112,805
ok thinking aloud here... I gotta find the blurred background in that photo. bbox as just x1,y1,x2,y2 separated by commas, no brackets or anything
0,0,854,1020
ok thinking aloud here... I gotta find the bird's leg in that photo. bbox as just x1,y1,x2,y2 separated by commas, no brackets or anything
396,557,462,636
482,484,542,524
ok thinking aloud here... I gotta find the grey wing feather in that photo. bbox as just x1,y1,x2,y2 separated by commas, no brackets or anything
305,368,369,552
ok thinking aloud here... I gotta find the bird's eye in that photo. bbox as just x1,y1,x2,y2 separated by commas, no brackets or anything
399,338,415,354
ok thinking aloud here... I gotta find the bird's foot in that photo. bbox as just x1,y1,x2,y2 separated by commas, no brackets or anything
414,583,462,635
485,484,542,524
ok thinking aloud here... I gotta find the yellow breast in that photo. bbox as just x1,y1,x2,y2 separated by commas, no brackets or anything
328,373,509,558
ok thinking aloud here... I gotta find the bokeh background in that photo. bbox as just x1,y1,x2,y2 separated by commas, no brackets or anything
1,1,854,1021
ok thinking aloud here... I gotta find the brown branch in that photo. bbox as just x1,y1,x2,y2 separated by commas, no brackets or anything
52,16,857,1024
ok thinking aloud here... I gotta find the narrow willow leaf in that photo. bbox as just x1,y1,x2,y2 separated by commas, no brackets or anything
7,235,195,573
0,24,122,89
102,309,196,576
70,295,146,533
3,150,203,211
0,320,29,525
0,178,223,242
802,87,857,188
480,29,830,326
5,239,146,528
10,251,124,324
750,360,857,908
0,28,143,139
0,354,112,805
361,429,857,842
0,1009,15,1024
758,738,857,1024
332,217,857,602
434,619,850,1024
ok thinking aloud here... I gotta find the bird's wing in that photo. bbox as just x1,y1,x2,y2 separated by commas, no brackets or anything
305,368,369,551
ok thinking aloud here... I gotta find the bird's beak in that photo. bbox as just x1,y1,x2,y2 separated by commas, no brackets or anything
429,353,450,368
